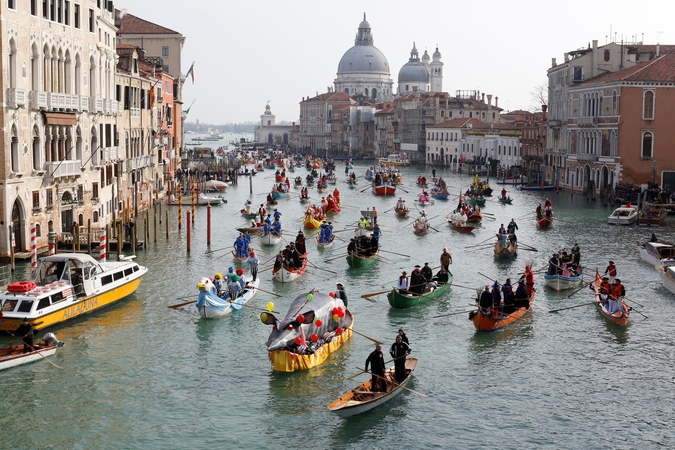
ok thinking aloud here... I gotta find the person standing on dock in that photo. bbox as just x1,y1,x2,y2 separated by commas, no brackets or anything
365,344,386,392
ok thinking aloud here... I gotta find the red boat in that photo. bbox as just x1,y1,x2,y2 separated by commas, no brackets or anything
466,210,483,222
275,174,286,182
372,184,396,196
446,218,474,233
593,269,630,326
472,291,535,331
394,206,409,218
537,216,553,228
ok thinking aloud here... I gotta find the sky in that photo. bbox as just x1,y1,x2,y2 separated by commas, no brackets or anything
118,0,673,125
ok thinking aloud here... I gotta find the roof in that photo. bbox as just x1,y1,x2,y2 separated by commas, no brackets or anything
301,92,352,104
115,10,180,35
427,118,489,129
580,53,675,85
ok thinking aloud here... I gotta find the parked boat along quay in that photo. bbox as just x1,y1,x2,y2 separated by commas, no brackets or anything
1,162,675,449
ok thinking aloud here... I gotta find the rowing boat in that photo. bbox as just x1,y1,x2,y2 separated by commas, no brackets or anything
494,234,518,258
446,218,473,233
346,250,378,269
544,266,583,291
498,196,513,205
372,184,396,196
537,215,553,228
413,219,430,234
260,232,282,246
272,255,309,283
0,335,62,371
317,235,334,250
387,279,453,309
592,269,630,326
472,291,535,331
394,206,410,218
195,278,260,318
303,214,324,229
327,358,419,417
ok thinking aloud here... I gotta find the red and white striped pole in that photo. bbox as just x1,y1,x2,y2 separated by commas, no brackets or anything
30,223,37,276
100,229,107,262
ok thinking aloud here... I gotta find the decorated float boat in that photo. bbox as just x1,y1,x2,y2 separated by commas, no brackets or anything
195,278,260,319
0,253,146,332
262,292,353,372
327,358,419,417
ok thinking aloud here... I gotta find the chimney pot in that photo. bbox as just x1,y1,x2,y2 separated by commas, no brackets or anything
552,57,557,67
482,93,485,102
487,94,493,109
495,97,499,108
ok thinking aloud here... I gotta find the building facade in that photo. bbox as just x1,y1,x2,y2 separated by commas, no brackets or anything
254,103,293,146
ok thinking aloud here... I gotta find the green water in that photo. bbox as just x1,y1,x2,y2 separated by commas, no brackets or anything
1,163,674,449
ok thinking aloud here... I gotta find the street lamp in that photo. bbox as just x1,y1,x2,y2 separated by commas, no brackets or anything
652,159,658,184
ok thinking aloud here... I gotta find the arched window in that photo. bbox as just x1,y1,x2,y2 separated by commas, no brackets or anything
604,49,610,62
612,90,617,115
93,211,99,223
643,90,654,119
371,88,377,99
365,88,369,97
11,125,20,173
31,44,40,91
32,125,41,171
642,131,653,158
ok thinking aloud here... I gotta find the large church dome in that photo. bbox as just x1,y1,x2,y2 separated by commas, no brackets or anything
336,14,390,75
398,43,429,84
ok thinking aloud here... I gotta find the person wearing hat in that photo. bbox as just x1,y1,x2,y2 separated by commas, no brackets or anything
295,230,306,255
397,271,409,295
235,268,247,289
440,247,453,271
213,273,224,294
502,279,515,314
397,327,409,345
365,343,386,392
521,265,535,295
390,335,412,384
548,253,560,276
12,318,34,353
479,285,493,314
604,261,617,284
421,262,433,282
514,279,530,309
335,282,348,307
347,238,357,254
228,274,241,300
272,216,282,236
409,265,426,295
246,250,259,282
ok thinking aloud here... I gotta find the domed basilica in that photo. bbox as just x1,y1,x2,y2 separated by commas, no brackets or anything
334,14,443,101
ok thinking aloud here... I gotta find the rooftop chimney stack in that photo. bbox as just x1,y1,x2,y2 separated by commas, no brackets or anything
487,94,492,109
542,104,548,122
495,96,499,108
657,44,660,56
592,40,598,77
482,93,485,102
552,57,557,67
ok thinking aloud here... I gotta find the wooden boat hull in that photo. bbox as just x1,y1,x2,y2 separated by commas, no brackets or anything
473,292,535,331
446,219,473,233
317,235,334,249
466,212,482,222
0,345,58,371
537,217,553,228
232,250,249,265
395,208,409,218
372,185,396,196
413,221,429,234
517,185,556,191
260,233,282,246
272,191,289,200
269,314,353,372
468,197,486,207
593,270,629,326
638,207,667,226
303,215,324,229
433,193,449,200
272,256,309,283
494,240,518,258
498,196,513,204
544,270,583,291
346,251,378,268
275,176,286,182
241,210,258,219
387,280,452,309
327,358,418,417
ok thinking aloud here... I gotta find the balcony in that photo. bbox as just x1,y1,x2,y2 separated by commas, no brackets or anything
80,95,89,111
7,88,26,108
90,97,103,113
548,119,562,129
31,91,49,110
45,160,82,178
576,153,597,162
578,117,597,127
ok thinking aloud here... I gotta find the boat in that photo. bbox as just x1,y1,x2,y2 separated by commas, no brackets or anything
271,190,289,200
637,241,675,267
387,279,453,309
203,179,228,191
498,196,513,205
346,238,379,268
372,184,397,196
446,218,474,233
378,154,410,166
394,206,410,218
517,184,556,191
413,218,430,234
272,254,309,283
299,196,310,204
466,194,486,207
537,215,553,228
236,225,264,235
348,181,358,190
263,291,353,372
494,234,518,259
656,265,675,295
260,232,282,246
327,358,419,417
592,269,630,326
275,174,286,182
466,210,483,222
482,187,493,196
638,206,667,226
0,253,147,332
232,249,249,264
241,209,258,220
544,266,584,291
471,291,535,331
417,194,433,206
496,175,528,185
169,193,225,206
0,333,63,371
607,205,638,225
195,277,260,319
303,213,325,229
317,235,334,250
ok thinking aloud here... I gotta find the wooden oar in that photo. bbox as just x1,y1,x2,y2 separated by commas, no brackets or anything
566,281,591,298
549,302,596,313
361,289,392,299
397,186,410,194
379,249,410,258
350,329,384,344
465,236,495,248
306,259,338,274
205,246,230,254
451,283,482,291
324,253,348,263
355,367,427,398
250,286,282,297
227,299,280,313
432,309,474,318
622,296,644,308
627,306,648,319
25,344,64,370
168,299,196,309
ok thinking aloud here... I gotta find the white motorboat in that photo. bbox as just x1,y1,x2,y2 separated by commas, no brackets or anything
637,241,675,267
203,180,228,191
657,265,675,295
195,277,260,319
607,205,638,225
169,193,225,206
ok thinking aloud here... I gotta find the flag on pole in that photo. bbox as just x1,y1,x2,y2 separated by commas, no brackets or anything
185,61,195,84
185,99,196,115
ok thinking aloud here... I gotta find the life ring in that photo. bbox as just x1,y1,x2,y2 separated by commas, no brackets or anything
8,281,37,293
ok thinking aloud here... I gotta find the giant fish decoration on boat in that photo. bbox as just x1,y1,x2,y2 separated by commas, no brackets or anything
261,290,353,372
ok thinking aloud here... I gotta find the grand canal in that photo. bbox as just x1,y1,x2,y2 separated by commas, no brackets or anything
2,159,675,449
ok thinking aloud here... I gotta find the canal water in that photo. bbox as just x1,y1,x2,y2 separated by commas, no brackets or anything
2,162,675,449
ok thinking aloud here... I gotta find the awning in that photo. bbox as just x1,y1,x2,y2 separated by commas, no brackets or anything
44,112,77,126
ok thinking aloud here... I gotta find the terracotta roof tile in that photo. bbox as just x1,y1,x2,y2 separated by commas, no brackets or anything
115,10,180,35
580,53,675,85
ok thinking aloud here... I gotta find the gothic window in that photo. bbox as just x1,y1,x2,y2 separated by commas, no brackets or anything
612,90,617,115
642,131,653,159
604,49,610,62
643,90,654,119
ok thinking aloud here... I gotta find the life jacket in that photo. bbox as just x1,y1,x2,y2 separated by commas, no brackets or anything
600,281,610,294
608,265,617,276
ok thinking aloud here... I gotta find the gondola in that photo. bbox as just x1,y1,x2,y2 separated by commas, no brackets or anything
346,250,378,269
537,215,553,228
372,184,396,196
498,196,513,205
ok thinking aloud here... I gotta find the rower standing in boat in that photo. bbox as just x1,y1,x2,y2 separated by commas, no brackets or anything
246,251,259,282
295,231,306,254
390,335,411,384
372,224,381,242
335,282,348,307
409,265,426,295
507,218,518,234
478,285,493,315
421,263,433,282
502,279,515,314
521,265,535,295
440,247,453,271
272,217,282,237
12,318,34,354
365,344,386,392
604,261,617,284
397,271,409,294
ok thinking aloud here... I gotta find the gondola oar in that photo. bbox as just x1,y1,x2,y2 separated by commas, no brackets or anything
549,302,596,313
168,300,196,309
361,289,391,299
324,253,348,263
567,281,591,298
379,249,410,258
350,329,384,345
306,259,337,274
465,236,495,248
432,309,475,318
355,368,427,398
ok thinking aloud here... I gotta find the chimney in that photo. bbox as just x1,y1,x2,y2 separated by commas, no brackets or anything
487,94,492,109
482,93,485,102
552,57,557,67
495,96,499,108
657,44,660,56
542,104,548,122
564,53,569,63
592,40,598,77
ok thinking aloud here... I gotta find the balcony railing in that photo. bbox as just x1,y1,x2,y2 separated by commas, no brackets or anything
576,153,597,162
578,117,597,126
7,88,26,108
90,97,104,113
31,91,49,110
45,160,82,178
80,95,89,111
